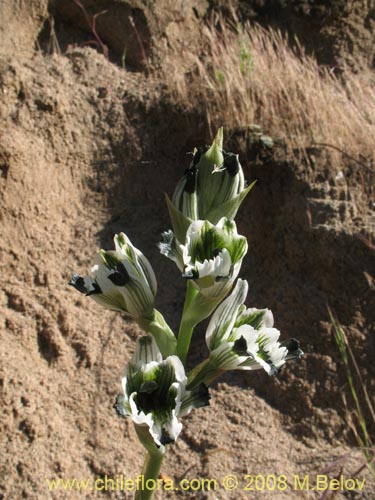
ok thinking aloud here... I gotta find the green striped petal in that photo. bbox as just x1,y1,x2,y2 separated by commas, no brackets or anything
115,336,210,447
69,232,157,320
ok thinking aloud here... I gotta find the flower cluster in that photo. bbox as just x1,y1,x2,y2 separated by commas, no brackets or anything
188,279,302,389
69,128,303,463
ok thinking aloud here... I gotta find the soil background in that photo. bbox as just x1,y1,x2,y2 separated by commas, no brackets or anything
0,1,374,499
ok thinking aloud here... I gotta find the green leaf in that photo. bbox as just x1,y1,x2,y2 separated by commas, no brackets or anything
205,179,256,224
165,193,192,243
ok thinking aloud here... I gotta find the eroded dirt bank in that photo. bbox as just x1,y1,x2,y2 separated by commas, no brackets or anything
1,1,374,499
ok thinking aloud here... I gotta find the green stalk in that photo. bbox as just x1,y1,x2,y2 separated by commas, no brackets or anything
187,358,222,390
137,309,177,357
134,424,166,500
329,308,375,475
176,281,199,364
135,450,165,500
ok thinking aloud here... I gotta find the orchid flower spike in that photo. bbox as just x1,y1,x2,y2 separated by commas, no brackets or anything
69,232,156,320
115,336,210,448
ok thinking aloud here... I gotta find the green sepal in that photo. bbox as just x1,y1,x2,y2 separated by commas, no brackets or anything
205,179,257,225
202,127,224,166
196,129,225,216
187,358,223,390
137,309,177,358
165,193,192,243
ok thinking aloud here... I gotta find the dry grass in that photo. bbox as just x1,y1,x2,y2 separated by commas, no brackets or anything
329,308,375,478
160,16,375,163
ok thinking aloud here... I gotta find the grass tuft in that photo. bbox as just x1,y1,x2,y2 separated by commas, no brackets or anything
160,16,375,166
329,307,375,477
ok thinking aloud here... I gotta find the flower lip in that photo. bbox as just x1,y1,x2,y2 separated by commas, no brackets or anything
178,219,247,300
233,335,248,355
184,219,246,267
136,380,165,414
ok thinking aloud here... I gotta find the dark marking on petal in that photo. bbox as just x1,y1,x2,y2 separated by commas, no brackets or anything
193,384,211,408
223,152,240,176
281,338,304,360
215,264,234,282
192,145,209,167
233,336,248,355
68,274,87,294
86,282,102,296
108,272,126,286
268,364,279,376
184,167,197,193
159,230,175,257
182,268,198,279
140,380,159,394
160,428,175,445
108,262,131,286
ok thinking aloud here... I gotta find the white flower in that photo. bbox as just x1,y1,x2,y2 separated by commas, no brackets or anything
179,218,247,299
208,279,302,374
69,232,156,319
115,336,210,447
188,279,303,388
159,230,184,271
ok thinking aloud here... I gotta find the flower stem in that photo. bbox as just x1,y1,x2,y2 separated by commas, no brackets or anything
135,449,165,500
137,309,177,357
187,358,221,390
176,281,199,364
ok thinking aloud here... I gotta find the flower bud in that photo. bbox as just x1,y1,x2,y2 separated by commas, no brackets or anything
168,128,255,242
